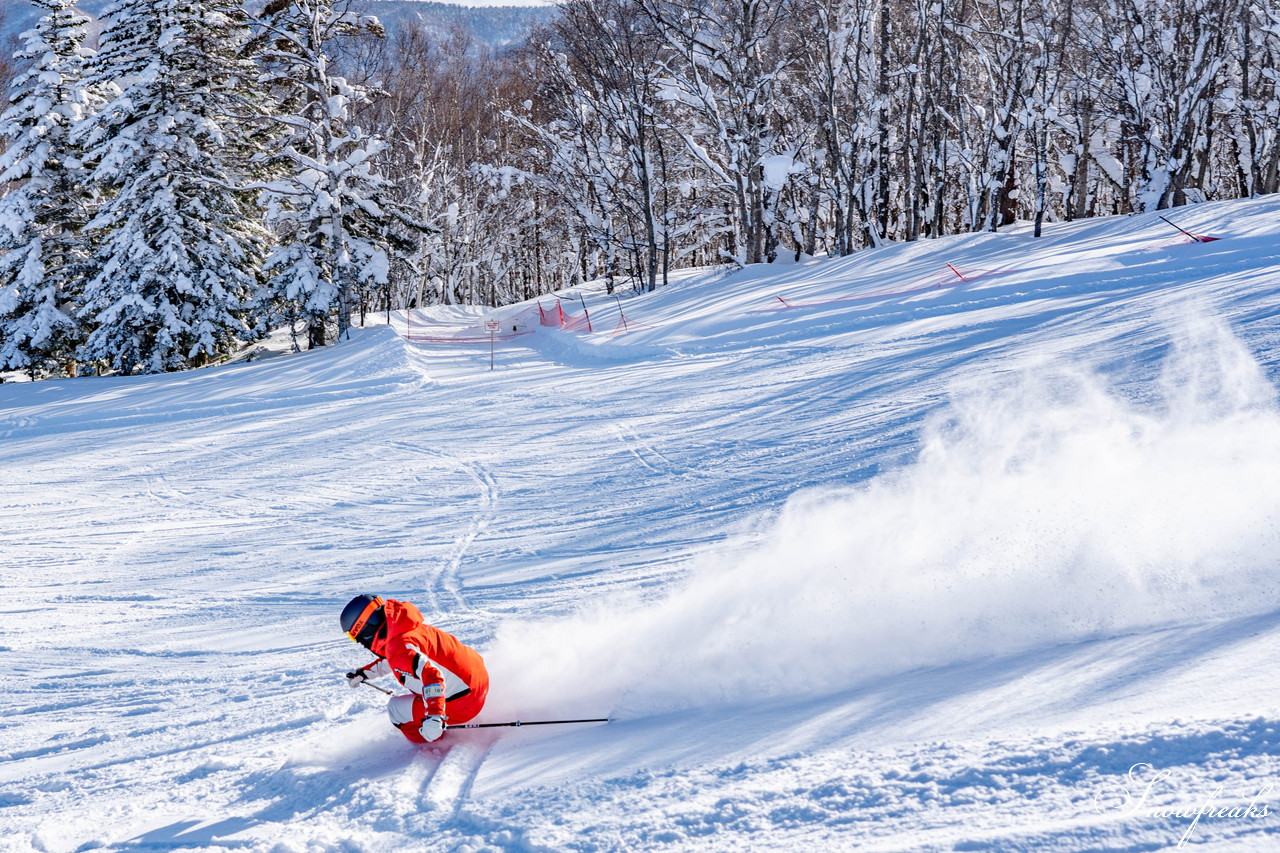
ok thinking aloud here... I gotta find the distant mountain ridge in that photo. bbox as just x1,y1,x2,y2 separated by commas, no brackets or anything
364,1,553,49
0,2,552,52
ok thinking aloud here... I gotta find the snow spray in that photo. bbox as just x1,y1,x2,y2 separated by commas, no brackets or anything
484,315,1280,719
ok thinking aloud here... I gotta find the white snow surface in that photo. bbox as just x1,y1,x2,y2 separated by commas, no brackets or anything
4,198,1280,852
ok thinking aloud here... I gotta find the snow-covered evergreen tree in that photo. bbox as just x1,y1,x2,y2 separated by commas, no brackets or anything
254,0,398,347
0,0,99,378
74,0,268,375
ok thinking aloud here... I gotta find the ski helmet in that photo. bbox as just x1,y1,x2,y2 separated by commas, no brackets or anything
341,594,386,646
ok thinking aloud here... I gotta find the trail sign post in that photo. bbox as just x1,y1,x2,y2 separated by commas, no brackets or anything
486,321,499,370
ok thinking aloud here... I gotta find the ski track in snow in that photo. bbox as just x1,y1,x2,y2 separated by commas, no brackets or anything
384,439,498,617
3,199,1280,851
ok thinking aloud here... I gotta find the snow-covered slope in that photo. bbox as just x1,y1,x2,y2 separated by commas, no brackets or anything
3,198,1280,852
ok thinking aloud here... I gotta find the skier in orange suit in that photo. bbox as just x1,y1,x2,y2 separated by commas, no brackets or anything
341,594,489,743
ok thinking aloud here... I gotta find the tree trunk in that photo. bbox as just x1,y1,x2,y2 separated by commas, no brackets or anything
308,319,326,349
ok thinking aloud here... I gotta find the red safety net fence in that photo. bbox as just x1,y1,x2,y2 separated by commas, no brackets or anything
759,265,1014,311
539,300,593,332
1141,218,1222,250
403,297,650,345
611,310,651,336
545,298,652,336
1159,215,1220,244
563,311,592,332
538,301,563,327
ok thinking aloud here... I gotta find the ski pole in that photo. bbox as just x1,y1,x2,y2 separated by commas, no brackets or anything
447,718,610,730
360,680,394,696
1158,215,1204,242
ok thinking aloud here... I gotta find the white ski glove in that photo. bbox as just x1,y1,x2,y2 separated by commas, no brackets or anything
419,715,446,743
345,669,368,688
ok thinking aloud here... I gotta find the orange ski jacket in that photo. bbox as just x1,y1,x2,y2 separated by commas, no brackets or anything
362,599,489,717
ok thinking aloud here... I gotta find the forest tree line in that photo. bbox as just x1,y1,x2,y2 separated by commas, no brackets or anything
0,0,1276,378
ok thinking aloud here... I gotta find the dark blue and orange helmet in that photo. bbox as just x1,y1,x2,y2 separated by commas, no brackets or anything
341,594,386,647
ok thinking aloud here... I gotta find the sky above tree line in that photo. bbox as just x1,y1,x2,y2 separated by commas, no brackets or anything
436,0,550,6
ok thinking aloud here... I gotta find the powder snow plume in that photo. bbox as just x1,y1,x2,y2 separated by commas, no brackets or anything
484,317,1280,720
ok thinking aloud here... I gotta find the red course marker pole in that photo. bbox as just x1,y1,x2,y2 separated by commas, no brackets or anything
614,296,629,333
